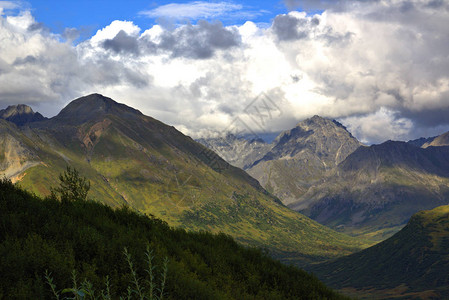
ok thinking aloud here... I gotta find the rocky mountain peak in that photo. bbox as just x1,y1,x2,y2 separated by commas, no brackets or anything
0,104,46,126
245,115,362,206
2,104,33,117
300,115,348,132
407,136,435,147
197,132,271,169
271,115,360,155
423,131,449,148
408,131,449,148
302,115,328,126
52,93,143,125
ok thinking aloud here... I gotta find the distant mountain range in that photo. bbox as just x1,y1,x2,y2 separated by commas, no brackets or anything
312,204,449,299
198,116,449,241
417,131,449,148
0,94,367,266
196,133,271,170
300,140,449,240
198,116,361,205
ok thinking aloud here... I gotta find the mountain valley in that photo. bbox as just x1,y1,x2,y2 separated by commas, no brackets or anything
3,95,449,299
199,117,449,241
0,94,367,266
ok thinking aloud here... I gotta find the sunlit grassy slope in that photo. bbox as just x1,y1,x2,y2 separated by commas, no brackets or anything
1,94,368,265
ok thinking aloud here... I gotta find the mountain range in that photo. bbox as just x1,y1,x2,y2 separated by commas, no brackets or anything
0,94,367,266
300,140,449,240
196,133,271,170
199,116,449,241
3,94,449,299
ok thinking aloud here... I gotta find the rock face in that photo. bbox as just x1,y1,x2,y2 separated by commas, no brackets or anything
297,141,449,240
422,131,449,147
196,133,272,169
407,136,436,147
246,116,361,206
0,120,41,182
408,131,449,148
0,104,46,126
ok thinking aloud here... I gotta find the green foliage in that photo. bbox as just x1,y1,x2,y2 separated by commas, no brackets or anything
44,270,61,300
44,247,169,300
50,166,91,202
0,178,348,299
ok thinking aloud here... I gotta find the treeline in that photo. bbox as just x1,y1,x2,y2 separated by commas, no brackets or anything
0,178,347,299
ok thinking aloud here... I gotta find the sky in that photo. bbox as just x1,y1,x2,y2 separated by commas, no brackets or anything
1,0,449,144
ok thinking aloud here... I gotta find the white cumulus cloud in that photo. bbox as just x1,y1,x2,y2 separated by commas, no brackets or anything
1,1,449,144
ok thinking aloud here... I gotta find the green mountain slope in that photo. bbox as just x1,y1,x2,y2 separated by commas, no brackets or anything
312,204,449,299
0,178,349,299
0,94,367,265
297,141,449,241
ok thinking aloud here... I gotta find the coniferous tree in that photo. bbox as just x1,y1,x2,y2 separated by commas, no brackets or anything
51,166,90,202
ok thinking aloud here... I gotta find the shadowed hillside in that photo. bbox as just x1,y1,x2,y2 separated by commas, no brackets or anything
312,204,449,299
298,141,449,240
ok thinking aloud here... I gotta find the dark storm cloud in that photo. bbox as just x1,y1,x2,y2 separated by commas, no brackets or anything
12,55,37,65
81,57,151,88
0,37,150,115
0,88,55,111
143,20,241,59
361,0,449,25
217,103,234,115
401,103,449,128
103,30,140,55
272,14,309,41
27,22,45,32
425,0,446,9
272,13,352,44
319,28,353,46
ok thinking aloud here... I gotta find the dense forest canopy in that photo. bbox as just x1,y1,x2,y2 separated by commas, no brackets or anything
0,177,347,299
